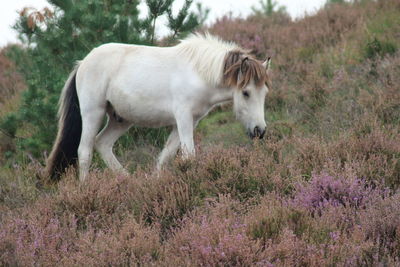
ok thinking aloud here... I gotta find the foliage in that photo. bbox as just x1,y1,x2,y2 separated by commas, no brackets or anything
326,0,346,5
0,0,202,161
251,0,287,17
194,2,210,25
167,0,199,39
364,37,397,60
0,48,26,108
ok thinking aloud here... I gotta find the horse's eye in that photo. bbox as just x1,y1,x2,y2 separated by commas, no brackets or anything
242,91,250,98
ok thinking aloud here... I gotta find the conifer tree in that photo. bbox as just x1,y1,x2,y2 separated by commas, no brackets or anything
251,0,287,16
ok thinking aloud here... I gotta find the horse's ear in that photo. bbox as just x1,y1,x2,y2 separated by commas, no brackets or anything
263,57,271,71
262,57,271,72
240,57,249,74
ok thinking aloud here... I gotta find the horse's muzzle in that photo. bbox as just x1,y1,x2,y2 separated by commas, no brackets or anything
248,126,266,139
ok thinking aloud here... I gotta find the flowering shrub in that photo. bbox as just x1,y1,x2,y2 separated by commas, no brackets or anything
359,193,400,257
165,197,264,266
0,209,77,266
293,173,380,213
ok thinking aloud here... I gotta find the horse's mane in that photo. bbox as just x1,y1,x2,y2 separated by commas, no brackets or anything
223,50,267,89
176,33,268,89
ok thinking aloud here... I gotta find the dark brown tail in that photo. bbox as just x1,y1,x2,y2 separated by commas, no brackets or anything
46,64,82,180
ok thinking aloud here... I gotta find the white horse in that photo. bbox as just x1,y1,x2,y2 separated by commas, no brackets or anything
46,34,272,181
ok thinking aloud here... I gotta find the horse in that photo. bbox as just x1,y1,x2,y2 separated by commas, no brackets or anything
45,33,272,181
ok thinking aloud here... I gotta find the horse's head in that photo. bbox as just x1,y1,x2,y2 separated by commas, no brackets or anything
223,51,272,139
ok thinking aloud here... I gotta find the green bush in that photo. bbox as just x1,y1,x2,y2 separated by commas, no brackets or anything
364,37,397,60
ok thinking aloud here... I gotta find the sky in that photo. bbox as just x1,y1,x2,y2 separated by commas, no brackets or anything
0,0,326,47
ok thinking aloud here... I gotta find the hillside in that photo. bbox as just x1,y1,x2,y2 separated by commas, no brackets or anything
1,0,400,265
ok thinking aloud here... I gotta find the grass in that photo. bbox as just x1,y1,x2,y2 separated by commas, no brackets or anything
197,109,250,146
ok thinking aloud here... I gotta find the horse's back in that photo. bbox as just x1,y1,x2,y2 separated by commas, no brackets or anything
78,43,148,79
78,42,184,89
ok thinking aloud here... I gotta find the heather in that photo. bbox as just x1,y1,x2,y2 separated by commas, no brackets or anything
1,0,400,265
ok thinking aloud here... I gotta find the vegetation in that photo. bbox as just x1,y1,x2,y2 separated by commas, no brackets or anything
1,0,400,265
251,0,287,17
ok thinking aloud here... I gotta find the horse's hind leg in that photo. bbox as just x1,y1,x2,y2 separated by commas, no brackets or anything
95,111,131,174
78,107,105,181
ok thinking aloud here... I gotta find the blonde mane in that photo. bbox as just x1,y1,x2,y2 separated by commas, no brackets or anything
176,33,268,89
176,33,238,87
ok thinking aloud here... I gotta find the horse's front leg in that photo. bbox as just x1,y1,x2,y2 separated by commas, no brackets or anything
156,127,180,170
175,111,195,158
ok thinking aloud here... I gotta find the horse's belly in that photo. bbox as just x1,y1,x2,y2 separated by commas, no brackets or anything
110,97,175,128
127,109,175,128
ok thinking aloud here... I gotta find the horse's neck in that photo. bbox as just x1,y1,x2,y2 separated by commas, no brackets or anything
209,87,233,105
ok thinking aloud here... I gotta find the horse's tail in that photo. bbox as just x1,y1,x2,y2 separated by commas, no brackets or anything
45,63,82,180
